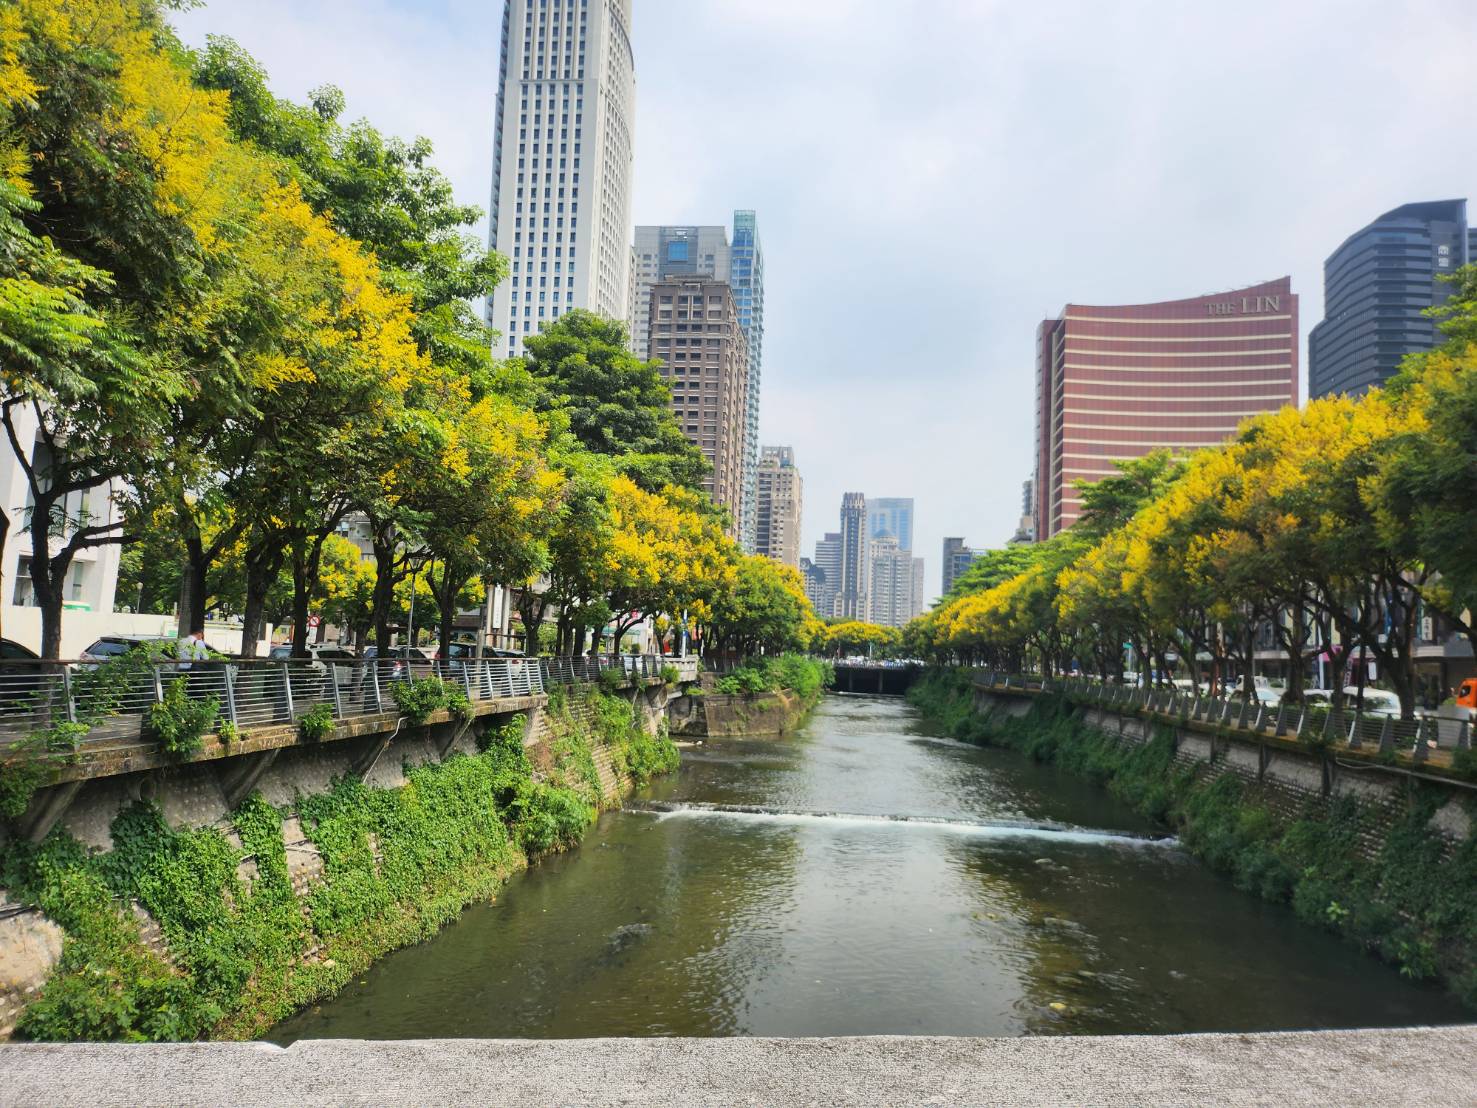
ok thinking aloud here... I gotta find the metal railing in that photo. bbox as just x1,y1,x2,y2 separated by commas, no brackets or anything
971,671,1473,765
0,649,704,771
0,655,547,757
540,653,697,687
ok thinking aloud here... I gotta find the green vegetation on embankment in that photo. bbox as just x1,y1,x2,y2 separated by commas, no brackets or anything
908,669,1477,1010
0,688,678,1042
713,655,833,699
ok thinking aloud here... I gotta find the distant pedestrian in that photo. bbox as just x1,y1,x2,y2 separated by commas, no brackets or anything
176,626,211,698
176,626,209,669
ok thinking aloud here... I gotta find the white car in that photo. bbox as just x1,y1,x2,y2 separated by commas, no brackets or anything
1301,687,1404,718
1340,686,1402,718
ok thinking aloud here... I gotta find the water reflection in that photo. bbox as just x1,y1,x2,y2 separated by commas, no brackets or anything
270,696,1466,1041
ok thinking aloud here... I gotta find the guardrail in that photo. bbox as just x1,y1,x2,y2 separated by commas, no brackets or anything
970,670,1472,767
0,656,543,756
0,652,704,767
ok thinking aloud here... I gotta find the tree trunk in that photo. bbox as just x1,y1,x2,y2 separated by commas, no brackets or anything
0,507,8,640
175,514,209,638
240,537,286,658
369,521,399,650
29,492,66,659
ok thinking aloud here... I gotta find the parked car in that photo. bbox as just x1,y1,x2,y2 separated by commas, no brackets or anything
268,643,359,688
1229,685,1282,708
1299,687,1405,718
0,637,44,709
78,635,176,667
362,644,434,680
1342,687,1403,718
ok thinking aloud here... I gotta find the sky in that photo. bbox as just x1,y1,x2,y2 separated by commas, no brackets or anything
172,0,1477,601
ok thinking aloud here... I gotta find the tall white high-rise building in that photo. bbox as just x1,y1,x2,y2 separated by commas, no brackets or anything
487,0,636,358
867,534,922,629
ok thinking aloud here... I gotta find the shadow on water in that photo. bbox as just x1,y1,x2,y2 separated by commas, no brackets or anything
268,694,1468,1042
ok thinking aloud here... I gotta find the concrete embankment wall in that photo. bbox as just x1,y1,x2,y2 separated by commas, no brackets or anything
976,690,1473,850
0,680,685,1041
667,688,815,737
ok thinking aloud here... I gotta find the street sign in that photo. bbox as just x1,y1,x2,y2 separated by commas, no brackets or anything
307,615,321,630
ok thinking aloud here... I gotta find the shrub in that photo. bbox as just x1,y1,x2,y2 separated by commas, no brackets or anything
389,677,459,724
597,666,625,693
712,655,831,698
299,703,335,742
148,678,219,759
660,663,681,686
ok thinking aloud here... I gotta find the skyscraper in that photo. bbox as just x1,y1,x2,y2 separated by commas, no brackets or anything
868,534,923,628
647,278,748,533
810,532,842,618
629,214,763,548
1309,200,1476,398
627,225,731,359
486,0,636,359
1034,277,1298,538
866,498,914,552
838,493,869,621
1010,478,1036,545
730,211,764,554
941,537,980,595
755,446,802,567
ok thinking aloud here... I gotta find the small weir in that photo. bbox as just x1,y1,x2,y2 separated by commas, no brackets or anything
631,801,1180,849
270,696,1468,1042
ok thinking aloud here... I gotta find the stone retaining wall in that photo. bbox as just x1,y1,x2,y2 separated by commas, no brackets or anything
668,689,813,737
0,679,687,1040
982,690,1472,854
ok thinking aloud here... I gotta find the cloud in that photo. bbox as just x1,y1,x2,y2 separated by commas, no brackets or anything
172,0,1477,600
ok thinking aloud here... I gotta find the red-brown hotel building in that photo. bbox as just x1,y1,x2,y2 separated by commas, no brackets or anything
1034,277,1297,537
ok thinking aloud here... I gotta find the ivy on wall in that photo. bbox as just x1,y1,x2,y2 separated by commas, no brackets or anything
0,689,680,1041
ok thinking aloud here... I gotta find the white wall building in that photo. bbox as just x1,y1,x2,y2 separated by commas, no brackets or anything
487,0,636,358
0,405,123,637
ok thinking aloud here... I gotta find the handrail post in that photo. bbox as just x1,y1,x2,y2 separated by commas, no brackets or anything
224,664,239,725
280,662,295,722
330,663,343,719
61,665,78,725
151,665,165,705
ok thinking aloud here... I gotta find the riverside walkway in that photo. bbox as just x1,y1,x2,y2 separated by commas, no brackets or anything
1,1027,1473,1106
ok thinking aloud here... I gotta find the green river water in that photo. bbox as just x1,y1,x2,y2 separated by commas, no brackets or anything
270,695,1467,1040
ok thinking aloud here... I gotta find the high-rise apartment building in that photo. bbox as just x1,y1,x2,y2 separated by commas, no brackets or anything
941,537,980,595
868,535,911,628
755,446,802,567
1034,277,1298,538
809,532,841,618
799,558,828,617
628,225,731,359
1009,477,1036,545
1309,200,1476,398
486,0,636,358
866,498,914,552
647,278,748,533
730,211,764,554
838,493,869,621
628,213,764,548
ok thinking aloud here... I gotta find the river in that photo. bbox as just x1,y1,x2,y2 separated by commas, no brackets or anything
270,695,1467,1040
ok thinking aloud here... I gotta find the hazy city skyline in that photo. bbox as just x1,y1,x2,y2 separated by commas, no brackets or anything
172,0,1477,598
